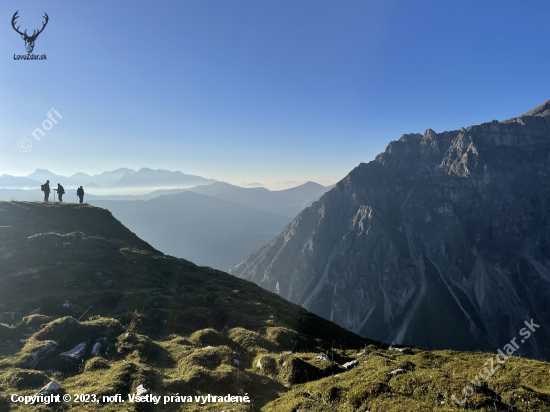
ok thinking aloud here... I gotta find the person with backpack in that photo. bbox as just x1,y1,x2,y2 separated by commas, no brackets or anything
41,180,51,202
55,183,65,202
77,186,85,204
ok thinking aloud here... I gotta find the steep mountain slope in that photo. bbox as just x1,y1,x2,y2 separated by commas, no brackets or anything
89,192,292,270
230,99,550,360
0,202,548,411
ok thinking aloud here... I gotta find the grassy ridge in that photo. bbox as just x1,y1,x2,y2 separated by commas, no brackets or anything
0,202,378,411
0,202,548,411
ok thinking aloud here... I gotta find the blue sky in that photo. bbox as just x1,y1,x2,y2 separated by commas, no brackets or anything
1,0,549,187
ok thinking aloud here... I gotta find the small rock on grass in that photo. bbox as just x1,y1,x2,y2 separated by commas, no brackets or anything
342,360,359,370
389,346,411,355
36,381,61,396
60,343,86,360
136,384,149,396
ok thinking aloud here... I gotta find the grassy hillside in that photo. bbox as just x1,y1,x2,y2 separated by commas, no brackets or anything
0,202,548,411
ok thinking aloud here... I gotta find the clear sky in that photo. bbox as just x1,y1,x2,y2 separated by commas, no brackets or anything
1,0,549,187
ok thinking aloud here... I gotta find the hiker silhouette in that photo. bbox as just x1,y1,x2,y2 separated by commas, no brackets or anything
77,186,85,204
56,183,65,202
41,180,51,202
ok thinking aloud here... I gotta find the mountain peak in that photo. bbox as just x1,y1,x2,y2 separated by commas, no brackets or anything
502,98,550,123
520,98,550,117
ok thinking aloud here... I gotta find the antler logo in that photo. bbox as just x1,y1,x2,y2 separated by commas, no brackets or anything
11,11,49,53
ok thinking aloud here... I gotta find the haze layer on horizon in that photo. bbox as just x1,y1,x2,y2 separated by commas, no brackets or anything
1,0,550,186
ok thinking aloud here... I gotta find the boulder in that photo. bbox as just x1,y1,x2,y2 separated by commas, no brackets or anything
29,342,56,368
136,384,149,396
389,347,411,355
388,368,405,376
60,342,86,360
91,342,101,357
36,381,61,396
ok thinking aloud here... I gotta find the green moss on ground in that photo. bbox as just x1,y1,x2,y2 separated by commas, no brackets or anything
265,348,550,411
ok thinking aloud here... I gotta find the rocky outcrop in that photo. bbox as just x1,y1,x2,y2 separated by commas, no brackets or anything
230,99,550,360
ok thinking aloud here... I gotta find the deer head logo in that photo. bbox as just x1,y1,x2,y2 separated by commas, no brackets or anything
11,11,49,53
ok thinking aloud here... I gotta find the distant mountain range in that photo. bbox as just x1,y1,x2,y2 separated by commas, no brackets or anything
0,181,331,216
110,167,216,189
184,181,333,218
25,168,136,188
85,181,332,269
0,168,215,190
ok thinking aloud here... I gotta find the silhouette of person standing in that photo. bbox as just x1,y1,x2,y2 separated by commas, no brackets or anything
77,186,85,204
56,183,65,202
41,180,51,202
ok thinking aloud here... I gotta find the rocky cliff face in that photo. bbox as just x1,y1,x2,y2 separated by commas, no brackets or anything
230,100,550,359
